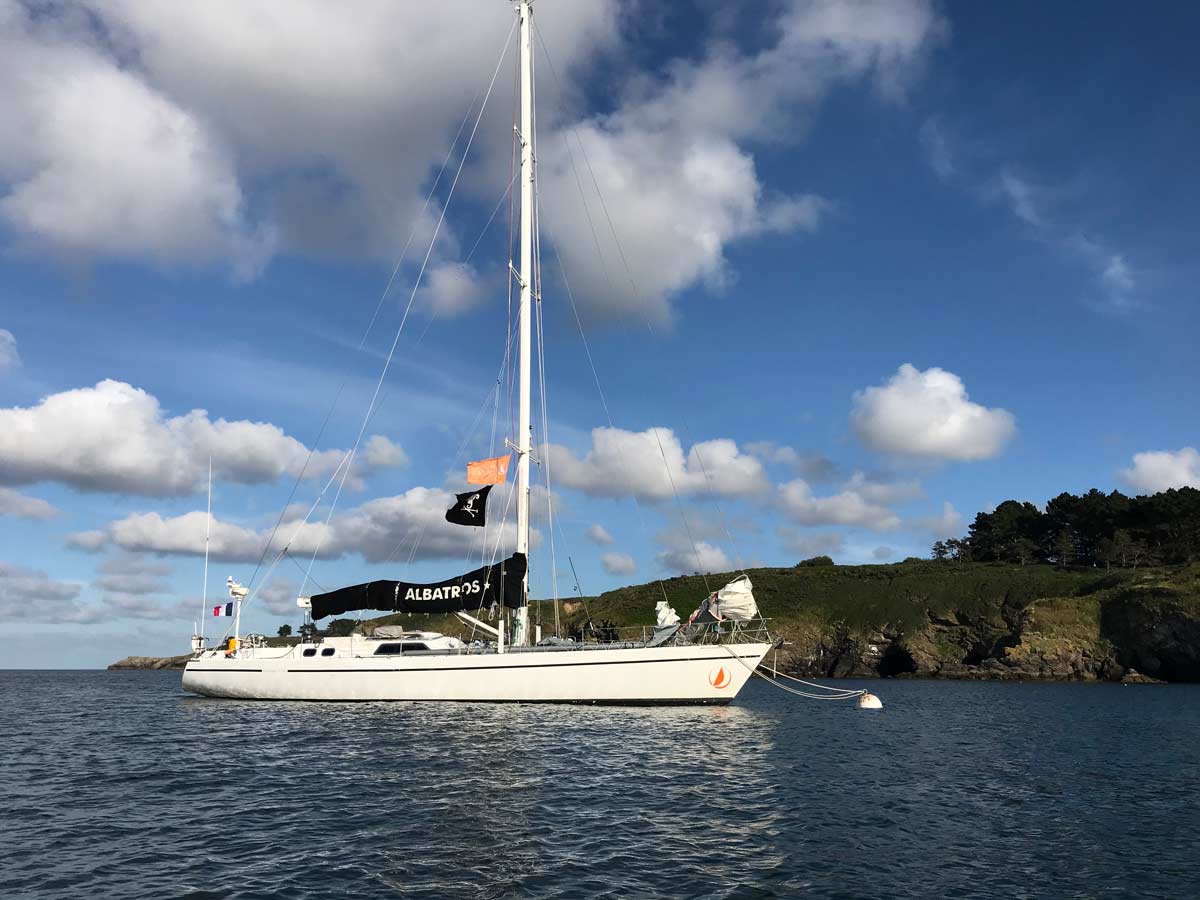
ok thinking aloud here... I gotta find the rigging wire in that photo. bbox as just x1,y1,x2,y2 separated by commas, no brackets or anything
241,46,497,596
296,19,516,598
535,22,742,588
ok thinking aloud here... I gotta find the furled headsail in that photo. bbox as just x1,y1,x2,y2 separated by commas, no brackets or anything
309,553,527,620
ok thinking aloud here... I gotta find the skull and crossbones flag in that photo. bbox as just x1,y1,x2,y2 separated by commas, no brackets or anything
445,484,492,527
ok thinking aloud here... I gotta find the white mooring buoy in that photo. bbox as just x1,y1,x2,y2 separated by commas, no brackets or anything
857,692,883,710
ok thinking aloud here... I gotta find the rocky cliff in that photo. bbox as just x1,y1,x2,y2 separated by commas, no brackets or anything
575,562,1200,683
108,654,191,670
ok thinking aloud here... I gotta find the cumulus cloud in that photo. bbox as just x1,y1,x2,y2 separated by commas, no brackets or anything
777,478,902,531
545,427,768,501
0,329,19,370
0,4,270,275
0,1,619,273
0,562,93,623
0,487,57,519
585,524,614,545
89,554,191,620
415,263,491,317
842,471,924,505
656,537,732,575
777,528,844,559
2,2,943,321
913,501,964,538
601,552,636,576
261,578,302,616
1120,447,1200,494
0,380,405,496
67,530,108,553
542,0,944,322
95,555,172,595
99,486,526,566
851,364,1016,461
745,442,839,483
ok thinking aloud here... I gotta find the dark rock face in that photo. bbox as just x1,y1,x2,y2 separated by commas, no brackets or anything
1101,588,1200,681
772,580,1199,683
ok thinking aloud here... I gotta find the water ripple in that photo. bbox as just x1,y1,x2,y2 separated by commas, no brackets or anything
2,672,1198,898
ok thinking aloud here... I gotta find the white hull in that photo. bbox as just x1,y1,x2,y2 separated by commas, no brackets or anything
182,642,771,704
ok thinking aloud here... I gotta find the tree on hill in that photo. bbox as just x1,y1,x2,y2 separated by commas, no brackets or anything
936,486,1200,568
277,624,292,637
796,555,834,567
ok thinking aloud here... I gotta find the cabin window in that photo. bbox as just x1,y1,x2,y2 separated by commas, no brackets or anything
302,648,317,657
374,642,430,655
321,648,335,657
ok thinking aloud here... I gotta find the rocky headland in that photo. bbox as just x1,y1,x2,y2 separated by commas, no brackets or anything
108,654,191,670
115,563,1200,684
558,561,1200,684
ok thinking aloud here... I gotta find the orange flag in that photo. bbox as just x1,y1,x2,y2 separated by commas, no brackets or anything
467,454,511,485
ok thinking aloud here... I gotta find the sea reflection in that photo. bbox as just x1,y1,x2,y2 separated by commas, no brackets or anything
7,672,1200,899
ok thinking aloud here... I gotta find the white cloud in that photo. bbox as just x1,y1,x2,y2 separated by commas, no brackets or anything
545,427,768,501
745,442,839,482
361,435,409,471
0,380,404,496
841,471,924,505
601,552,636,576
656,538,732,575
851,364,1016,461
1068,234,1140,314
0,5,269,275
777,478,902,531
0,487,57,519
999,170,1042,226
0,328,19,370
415,262,491,317
0,1,619,272
67,530,108,553
2,1,942,321
542,0,944,322
100,485,526,566
777,528,844,559
913,501,964,538
1120,447,1200,494
872,545,894,560
584,523,614,545
921,122,1142,315
919,118,955,181
260,578,302,616
90,554,192,620
0,561,93,623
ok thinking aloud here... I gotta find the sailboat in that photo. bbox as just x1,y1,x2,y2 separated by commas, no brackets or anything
182,0,773,704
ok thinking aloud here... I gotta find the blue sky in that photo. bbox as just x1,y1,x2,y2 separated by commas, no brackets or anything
1,0,1197,668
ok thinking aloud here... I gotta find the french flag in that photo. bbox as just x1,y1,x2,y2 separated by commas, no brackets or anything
212,602,234,617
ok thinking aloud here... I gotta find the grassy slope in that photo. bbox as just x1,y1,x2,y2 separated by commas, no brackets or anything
350,561,1199,679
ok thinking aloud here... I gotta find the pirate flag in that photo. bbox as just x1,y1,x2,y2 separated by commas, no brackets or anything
445,484,491,527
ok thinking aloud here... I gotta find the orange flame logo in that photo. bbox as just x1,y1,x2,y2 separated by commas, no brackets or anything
708,666,731,689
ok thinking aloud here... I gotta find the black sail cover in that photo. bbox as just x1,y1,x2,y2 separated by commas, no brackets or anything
309,553,527,620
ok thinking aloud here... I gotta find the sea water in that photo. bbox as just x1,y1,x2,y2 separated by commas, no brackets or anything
2,671,1197,899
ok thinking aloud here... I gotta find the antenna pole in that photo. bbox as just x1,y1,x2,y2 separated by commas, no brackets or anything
199,456,212,644
513,0,535,647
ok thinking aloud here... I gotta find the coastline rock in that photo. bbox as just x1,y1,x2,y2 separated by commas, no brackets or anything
1120,668,1166,685
108,654,191,670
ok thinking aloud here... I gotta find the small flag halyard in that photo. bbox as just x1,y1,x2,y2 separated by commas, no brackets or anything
212,602,234,617
467,454,510,485
446,484,492,527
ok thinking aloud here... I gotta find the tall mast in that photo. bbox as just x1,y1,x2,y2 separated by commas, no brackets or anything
513,0,535,647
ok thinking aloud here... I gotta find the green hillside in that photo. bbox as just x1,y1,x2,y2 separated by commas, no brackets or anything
340,560,1200,682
